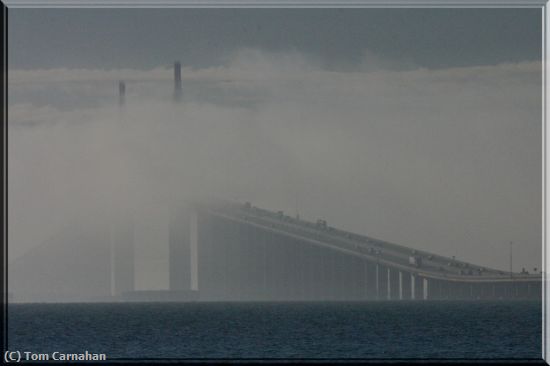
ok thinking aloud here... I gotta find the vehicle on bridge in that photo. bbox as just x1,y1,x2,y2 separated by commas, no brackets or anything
409,255,422,267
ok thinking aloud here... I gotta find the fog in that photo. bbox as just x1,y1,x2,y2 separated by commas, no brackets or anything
8,48,541,297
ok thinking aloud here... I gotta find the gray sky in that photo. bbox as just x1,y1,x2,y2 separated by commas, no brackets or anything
9,8,541,70
8,8,542,288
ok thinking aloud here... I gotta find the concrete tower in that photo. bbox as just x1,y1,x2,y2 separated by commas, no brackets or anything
174,61,182,102
110,215,135,296
118,81,126,106
169,206,193,291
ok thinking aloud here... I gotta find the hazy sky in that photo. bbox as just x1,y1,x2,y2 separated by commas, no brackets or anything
9,8,541,70
8,8,542,286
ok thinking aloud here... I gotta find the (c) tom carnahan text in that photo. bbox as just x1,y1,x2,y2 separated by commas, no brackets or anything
4,350,107,362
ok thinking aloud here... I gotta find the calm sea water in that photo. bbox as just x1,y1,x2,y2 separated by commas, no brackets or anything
8,301,541,360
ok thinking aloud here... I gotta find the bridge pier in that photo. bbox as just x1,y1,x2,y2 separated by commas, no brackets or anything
322,248,336,300
301,243,311,300
486,282,494,299
438,279,447,300
270,232,286,300
276,233,290,300
340,253,353,300
293,239,306,300
303,243,311,300
478,283,486,299
283,238,294,300
411,274,415,300
350,256,364,300
423,278,429,300
460,281,469,300
239,222,254,300
377,263,381,300
439,279,448,300
263,231,274,301
388,268,399,300
310,244,322,300
399,271,403,300
365,261,377,300
244,225,267,301
196,212,210,299
471,282,481,300
430,279,440,300
169,207,190,293
378,264,389,300
230,219,243,300
461,282,468,300
334,253,344,300
449,281,458,300
495,282,508,300
401,271,411,299
387,267,391,300
536,282,542,299
260,228,268,300
411,274,424,300
209,213,221,299
363,261,369,300
282,239,294,300
515,283,521,299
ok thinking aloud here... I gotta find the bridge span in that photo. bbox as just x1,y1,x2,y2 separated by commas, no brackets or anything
167,200,541,301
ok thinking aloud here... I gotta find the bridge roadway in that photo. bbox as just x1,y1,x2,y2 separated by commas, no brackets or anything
201,201,541,285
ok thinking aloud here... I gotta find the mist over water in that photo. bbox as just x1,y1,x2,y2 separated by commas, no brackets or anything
10,53,541,291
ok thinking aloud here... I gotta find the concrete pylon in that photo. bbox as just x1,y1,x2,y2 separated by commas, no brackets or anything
174,61,182,102
399,271,403,300
118,81,126,106
387,267,391,300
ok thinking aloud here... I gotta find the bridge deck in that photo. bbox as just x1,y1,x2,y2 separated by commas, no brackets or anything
200,201,541,284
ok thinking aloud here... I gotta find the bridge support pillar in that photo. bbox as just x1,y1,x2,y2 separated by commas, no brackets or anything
376,264,380,300
324,249,337,301
411,274,415,300
423,278,429,300
260,230,268,300
387,267,391,300
399,271,403,300
363,261,369,300
401,272,411,299
411,274,423,300
365,261,377,300
190,210,199,291
377,264,389,300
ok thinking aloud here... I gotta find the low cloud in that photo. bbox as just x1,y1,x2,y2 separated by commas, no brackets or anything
8,49,542,277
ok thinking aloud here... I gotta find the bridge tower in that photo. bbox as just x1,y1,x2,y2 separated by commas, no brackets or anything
174,61,182,102
118,81,126,107
109,214,134,296
168,205,198,291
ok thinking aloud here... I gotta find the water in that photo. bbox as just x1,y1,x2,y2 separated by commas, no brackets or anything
8,301,541,360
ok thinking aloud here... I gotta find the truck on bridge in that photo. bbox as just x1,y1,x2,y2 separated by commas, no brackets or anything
409,256,423,267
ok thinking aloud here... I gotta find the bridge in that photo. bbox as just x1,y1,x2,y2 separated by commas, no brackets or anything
164,200,542,301
110,62,541,301
10,60,543,303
